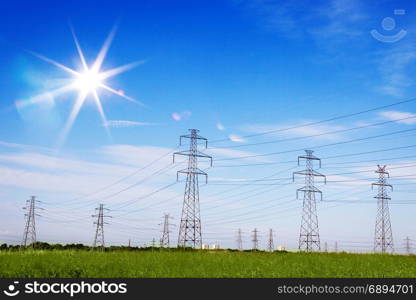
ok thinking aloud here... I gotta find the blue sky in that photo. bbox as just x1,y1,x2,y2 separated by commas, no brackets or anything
0,0,416,251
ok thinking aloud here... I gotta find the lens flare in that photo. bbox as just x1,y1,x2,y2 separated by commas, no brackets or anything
24,25,144,146
73,69,102,93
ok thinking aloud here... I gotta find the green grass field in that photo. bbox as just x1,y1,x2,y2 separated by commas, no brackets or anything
0,250,415,278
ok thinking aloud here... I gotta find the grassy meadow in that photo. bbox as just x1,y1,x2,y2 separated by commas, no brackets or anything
0,250,415,278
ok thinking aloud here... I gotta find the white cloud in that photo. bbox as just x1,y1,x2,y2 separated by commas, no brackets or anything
376,45,416,97
103,120,160,128
232,0,366,42
378,111,416,125
171,111,192,121
310,0,367,40
216,122,225,131
0,152,133,175
228,134,246,143
100,145,175,167
0,144,182,198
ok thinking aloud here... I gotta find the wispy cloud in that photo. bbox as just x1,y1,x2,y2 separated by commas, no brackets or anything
242,121,345,141
228,134,246,143
310,0,367,40
99,144,174,167
376,45,416,97
232,0,367,43
216,122,225,131
378,110,416,124
171,111,192,121
0,144,179,198
103,120,160,128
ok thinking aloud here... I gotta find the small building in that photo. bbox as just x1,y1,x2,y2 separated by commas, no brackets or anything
202,243,209,249
211,243,220,250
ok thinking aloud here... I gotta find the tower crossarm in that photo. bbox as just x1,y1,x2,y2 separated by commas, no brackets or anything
371,182,393,191
292,169,327,183
296,186,323,200
173,150,213,166
179,132,208,147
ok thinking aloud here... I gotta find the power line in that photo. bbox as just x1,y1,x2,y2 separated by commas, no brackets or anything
211,115,416,149
215,145,416,168
210,96,416,143
216,127,416,162
98,162,180,202
47,148,178,207
110,181,180,213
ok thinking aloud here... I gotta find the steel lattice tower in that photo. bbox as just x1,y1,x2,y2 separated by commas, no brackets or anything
372,165,394,253
160,213,173,247
404,237,412,255
22,196,40,247
174,129,212,248
236,228,243,251
267,229,274,252
252,228,259,250
92,204,111,249
293,150,326,251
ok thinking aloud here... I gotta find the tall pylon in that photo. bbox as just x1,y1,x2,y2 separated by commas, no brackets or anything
252,228,259,250
293,150,326,251
404,237,412,255
160,213,174,247
22,196,41,247
92,204,111,249
267,229,274,252
372,165,394,253
334,241,338,253
236,228,243,251
174,129,212,248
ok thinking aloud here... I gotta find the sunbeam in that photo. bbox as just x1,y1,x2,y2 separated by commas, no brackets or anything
24,25,142,146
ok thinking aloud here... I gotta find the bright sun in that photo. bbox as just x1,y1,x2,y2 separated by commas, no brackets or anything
74,69,102,93
20,25,144,146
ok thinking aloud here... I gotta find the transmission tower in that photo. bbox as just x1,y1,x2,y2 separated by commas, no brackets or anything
324,242,328,252
22,196,41,247
293,150,326,252
334,241,338,253
173,129,212,248
372,165,394,253
252,228,259,250
267,229,274,252
160,213,174,247
236,228,243,251
92,204,111,249
404,237,412,255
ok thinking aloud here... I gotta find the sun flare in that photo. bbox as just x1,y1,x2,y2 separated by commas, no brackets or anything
73,69,102,93
22,25,144,146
